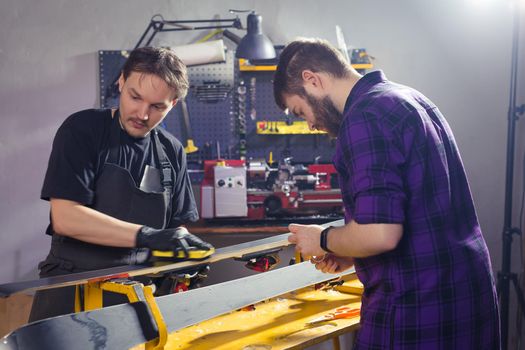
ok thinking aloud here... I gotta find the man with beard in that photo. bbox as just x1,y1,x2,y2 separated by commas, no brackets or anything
273,38,500,349
29,47,213,321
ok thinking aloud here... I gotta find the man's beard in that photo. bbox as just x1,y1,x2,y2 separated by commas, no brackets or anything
304,93,343,138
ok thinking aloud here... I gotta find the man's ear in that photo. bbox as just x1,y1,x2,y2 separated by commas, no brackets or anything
171,98,179,108
301,70,323,89
117,74,125,93
302,70,326,98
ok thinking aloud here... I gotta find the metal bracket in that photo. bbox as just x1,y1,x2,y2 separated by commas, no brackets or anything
135,15,242,49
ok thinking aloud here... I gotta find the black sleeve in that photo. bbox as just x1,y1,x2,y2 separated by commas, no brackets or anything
41,111,100,205
163,136,199,227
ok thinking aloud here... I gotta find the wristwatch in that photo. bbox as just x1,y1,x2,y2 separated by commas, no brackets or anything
320,226,334,253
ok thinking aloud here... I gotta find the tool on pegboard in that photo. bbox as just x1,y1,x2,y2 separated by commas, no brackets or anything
192,80,232,103
249,77,257,120
216,140,221,159
180,99,199,154
238,58,277,71
237,79,247,159
256,120,327,135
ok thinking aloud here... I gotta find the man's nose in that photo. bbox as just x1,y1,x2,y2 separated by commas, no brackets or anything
137,104,149,120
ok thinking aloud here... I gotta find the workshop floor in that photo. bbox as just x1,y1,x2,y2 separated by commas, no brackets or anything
0,293,32,337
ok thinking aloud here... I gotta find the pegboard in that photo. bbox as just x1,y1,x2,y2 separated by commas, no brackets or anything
98,48,337,182
99,50,127,109
237,69,336,164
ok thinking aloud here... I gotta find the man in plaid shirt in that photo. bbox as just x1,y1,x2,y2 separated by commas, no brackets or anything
273,38,500,349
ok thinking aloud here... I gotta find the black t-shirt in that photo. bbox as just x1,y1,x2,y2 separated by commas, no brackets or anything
41,108,198,227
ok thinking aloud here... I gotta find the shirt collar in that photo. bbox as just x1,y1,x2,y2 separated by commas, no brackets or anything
343,70,388,114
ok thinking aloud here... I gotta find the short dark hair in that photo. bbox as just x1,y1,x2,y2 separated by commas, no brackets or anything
122,47,189,99
273,38,351,110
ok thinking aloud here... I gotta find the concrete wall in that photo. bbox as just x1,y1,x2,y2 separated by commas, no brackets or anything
1,0,524,346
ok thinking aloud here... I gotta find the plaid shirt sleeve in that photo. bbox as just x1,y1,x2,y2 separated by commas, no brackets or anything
336,109,407,225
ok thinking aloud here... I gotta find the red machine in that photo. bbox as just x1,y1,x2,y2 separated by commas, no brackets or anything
200,158,343,220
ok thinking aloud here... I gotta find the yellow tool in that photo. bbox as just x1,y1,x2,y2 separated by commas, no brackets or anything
239,56,372,72
256,120,326,135
268,151,274,165
184,139,198,154
180,99,199,154
152,247,215,262
238,58,277,71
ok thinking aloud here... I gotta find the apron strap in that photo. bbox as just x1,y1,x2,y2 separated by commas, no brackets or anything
108,109,121,164
152,129,173,227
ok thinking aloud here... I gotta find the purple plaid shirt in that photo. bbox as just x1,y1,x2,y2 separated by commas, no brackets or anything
333,71,500,349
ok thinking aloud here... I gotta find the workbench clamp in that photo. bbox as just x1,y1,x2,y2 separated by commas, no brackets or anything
75,279,168,349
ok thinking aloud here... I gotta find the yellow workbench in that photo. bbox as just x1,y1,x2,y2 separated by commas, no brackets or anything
132,278,362,350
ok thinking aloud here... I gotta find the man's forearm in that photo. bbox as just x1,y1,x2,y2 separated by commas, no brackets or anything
50,198,142,247
327,221,403,258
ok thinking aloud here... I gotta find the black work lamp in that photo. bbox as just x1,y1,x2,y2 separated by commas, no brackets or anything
105,12,277,100
235,12,276,60
133,11,275,60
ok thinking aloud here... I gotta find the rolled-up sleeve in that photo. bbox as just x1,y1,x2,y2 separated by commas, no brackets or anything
336,111,407,224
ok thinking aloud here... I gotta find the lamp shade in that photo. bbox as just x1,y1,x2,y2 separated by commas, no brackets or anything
236,12,276,60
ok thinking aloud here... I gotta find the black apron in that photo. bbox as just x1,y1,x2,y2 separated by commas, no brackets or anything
29,111,174,321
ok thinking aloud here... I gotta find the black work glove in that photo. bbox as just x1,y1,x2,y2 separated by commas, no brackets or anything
136,226,214,255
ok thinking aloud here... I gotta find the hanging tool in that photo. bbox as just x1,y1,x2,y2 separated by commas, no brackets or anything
216,140,221,159
192,81,232,103
238,58,277,71
237,79,247,159
180,99,199,154
257,120,326,135
249,77,257,120
285,109,293,125
268,151,274,166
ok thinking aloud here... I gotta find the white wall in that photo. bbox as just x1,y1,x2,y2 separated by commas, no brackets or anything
1,0,524,346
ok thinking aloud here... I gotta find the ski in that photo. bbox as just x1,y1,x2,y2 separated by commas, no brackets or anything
0,219,343,297
1,261,355,350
